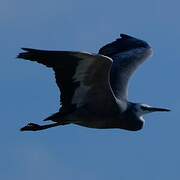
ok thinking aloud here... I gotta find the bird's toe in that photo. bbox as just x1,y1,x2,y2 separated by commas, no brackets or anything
20,123,41,131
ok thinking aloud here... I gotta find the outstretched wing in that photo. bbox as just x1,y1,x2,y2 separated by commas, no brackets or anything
99,34,153,100
17,48,116,115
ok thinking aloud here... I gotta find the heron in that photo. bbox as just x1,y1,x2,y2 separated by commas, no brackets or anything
17,34,170,132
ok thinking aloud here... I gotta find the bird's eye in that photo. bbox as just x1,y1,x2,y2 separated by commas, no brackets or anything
141,106,149,111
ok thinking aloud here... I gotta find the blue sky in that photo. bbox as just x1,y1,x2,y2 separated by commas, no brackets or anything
0,0,179,179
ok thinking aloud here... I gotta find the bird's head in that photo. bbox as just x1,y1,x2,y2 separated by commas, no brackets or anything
133,103,170,117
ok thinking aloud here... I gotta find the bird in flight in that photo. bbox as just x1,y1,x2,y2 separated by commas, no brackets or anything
17,34,170,132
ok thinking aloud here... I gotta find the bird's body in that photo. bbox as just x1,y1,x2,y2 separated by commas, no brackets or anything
17,34,170,132
72,103,144,131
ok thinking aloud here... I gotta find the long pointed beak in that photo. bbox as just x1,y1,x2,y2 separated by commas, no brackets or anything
148,107,171,112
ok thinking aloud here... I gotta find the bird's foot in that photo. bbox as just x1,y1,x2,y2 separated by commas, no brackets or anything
20,123,43,131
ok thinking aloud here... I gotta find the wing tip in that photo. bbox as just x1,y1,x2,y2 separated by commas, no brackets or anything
17,48,31,59
17,48,41,59
16,52,24,59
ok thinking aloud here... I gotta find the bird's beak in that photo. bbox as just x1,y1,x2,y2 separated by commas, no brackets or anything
147,107,171,112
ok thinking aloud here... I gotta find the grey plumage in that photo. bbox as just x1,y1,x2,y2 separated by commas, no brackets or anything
17,34,170,132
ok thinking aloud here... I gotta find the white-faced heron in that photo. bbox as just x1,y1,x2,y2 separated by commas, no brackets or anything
17,34,170,132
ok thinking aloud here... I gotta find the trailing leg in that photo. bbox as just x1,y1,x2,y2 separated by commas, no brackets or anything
20,121,69,132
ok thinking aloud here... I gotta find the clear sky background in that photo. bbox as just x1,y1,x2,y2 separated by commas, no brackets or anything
0,0,179,179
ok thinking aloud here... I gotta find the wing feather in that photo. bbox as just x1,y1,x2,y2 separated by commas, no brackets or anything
99,34,153,100
17,49,116,114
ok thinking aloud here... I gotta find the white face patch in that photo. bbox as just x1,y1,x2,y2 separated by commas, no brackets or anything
141,103,151,108
135,103,152,117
